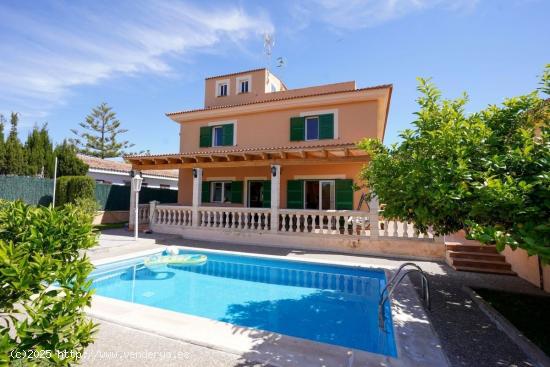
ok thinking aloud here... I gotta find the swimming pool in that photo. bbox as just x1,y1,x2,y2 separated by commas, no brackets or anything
90,249,397,357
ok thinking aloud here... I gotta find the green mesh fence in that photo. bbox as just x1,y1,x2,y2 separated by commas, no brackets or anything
0,176,178,209
0,175,54,206
95,184,178,210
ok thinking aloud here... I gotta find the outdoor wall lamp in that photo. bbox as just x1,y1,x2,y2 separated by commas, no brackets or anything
132,172,143,241
193,168,198,178
271,166,277,177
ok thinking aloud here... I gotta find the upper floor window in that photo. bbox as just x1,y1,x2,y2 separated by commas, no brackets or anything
212,126,224,147
290,113,335,142
239,80,249,93
305,117,320,140
270,84,277,92
200,123,235,147
216,79,229,97
218,83,228,97
236,76,251,94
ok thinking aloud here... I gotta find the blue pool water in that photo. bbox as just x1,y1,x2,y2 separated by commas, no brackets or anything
90,249,397,356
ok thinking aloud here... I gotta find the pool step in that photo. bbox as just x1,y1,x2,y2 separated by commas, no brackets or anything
445,242,516,276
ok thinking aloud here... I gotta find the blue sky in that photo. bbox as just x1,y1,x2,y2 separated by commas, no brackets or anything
1,0,548,154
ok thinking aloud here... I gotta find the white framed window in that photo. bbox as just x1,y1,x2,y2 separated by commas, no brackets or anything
212,126,224,147
216,79,229,97
240,80,249,93
211,181,232,203
305,116,320,140
236,75,251,94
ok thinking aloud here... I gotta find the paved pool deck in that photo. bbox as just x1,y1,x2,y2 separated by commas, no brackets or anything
83,229,547,367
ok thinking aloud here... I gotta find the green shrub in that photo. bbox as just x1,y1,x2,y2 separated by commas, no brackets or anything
67,176,95,203
56,176,95,207
74,197,100,220
55,176,70,207
0,200,98,366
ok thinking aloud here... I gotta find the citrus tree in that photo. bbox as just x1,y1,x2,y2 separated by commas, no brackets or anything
359,65,549,262
0,201,98,365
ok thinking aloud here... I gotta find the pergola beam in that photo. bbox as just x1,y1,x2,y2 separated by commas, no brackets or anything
131,156,368,170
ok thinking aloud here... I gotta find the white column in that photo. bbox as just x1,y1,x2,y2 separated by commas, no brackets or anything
192,168,203,227
129,178,136,230
149,200,159,227
369,195,379,239
270,165,281,233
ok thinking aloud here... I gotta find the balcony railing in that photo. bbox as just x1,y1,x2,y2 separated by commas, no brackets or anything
143,203,435,241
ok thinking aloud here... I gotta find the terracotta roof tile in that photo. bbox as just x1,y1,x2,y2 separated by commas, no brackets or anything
205,68,266,80
165,84,392,116
125,142,362,161
78,154,178,178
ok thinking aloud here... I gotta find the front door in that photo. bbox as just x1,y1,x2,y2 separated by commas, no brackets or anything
248,181,265,208
320,180,335,210
304,180,335,210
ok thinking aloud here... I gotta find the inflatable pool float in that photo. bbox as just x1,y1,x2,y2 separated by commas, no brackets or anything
144,254,207,271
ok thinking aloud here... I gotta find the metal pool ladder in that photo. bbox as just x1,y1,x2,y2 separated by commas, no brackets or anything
378,262,431,331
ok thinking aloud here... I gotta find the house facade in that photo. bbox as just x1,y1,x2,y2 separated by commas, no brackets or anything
129,68,391,210
126,69,444,258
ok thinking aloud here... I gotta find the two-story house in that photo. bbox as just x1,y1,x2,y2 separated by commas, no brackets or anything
123,68,439,257
128,68,392,212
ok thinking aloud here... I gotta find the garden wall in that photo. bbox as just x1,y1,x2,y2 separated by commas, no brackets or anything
502,247,550,293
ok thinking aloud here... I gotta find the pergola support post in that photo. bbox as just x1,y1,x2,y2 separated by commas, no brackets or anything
270,165,281,233
192,168,203,227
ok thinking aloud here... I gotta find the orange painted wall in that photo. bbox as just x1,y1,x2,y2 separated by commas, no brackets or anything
177,162,367,209
204,70,269,108
502,247,550,292
179,100,379,153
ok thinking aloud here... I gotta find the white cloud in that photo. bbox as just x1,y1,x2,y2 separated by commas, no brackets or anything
0,1,273,117
293,0,479,30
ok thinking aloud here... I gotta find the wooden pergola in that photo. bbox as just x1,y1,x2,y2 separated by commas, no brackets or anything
126,143,368,170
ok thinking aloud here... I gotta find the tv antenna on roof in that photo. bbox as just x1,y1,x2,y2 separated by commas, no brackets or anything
263,32,274,68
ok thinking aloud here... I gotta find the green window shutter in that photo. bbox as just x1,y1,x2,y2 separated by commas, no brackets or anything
290,117,305,141
201,181,211,203
222,124,234,146
335,179,353,210
200,126,212,147
287,180,304,209
319,114,334,139
231,181,243,203
262,181,271,208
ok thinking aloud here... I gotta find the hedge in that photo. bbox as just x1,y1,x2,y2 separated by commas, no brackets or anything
55,176,95,207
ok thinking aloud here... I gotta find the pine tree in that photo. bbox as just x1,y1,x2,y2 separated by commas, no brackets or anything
70,103,134,159
25,124,54,177
0,114,5,174
54,140,89,177
3,112,26,175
